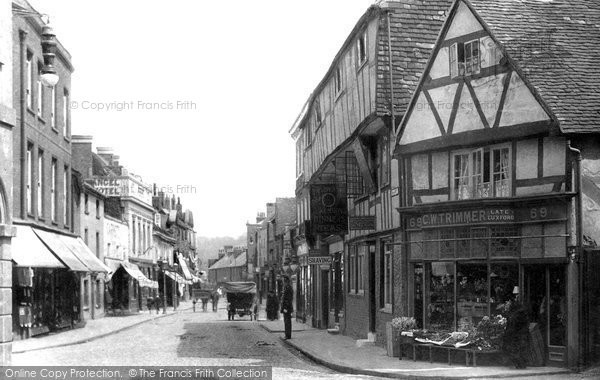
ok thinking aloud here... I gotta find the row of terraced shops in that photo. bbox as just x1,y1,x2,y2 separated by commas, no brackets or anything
289,0,600,369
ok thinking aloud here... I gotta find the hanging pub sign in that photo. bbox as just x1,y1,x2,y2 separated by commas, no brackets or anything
407,203,567,230
310,184,347,235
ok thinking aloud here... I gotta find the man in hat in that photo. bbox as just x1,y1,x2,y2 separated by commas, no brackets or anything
280,276,294,340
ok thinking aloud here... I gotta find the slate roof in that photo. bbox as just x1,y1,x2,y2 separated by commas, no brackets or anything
467,0,600,134
376,0,455,117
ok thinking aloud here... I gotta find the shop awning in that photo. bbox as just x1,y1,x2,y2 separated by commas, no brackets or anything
122,263,157,288
177,253,193,280
59,235,111,274
104,259,123,281
165,271,191,285
11,226,65,268
33,229,90,272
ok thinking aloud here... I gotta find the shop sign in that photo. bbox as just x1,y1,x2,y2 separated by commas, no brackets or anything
407,204,566,229
310,184,347,235
349,216,376,230
297,243,309,256
308,256,332,265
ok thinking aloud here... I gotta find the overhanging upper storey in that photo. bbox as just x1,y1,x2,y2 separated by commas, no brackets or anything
292,0,454,189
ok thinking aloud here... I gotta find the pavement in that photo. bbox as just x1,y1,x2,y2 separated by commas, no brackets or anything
255,306,578,379
12,300,193,354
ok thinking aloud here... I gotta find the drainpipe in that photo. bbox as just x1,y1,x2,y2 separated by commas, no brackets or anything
386,11,396,132
19,30,27,219
567,140,583,369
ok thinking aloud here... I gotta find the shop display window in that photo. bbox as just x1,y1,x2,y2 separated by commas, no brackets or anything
491,225,519,257
427,262,455,331
413,264,424,328
440,228,455,258
457,263,488,331
471,227,488,258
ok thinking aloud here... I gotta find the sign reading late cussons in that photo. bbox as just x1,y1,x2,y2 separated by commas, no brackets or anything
310,184,347,234
307,256,332,265
407,204,566,229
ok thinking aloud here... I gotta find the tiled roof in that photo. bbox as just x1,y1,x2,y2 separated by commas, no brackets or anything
376,0,455,117
467,0,600,134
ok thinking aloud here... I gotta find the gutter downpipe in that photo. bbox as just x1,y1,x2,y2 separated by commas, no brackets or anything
19,30,27,219
567,140,583,370
386,11,396,133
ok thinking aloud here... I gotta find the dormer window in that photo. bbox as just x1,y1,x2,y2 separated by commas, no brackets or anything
357,31,367,66
450,39,480,78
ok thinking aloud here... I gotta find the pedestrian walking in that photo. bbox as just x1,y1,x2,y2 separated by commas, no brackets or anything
266,291,277,320
154,295,162,314
280,276,294,340
211,290,220,312
502,297,530,369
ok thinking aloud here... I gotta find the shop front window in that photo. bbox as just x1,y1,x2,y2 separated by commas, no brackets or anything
427,262,455,331
457,263,488,331
413,264,424,328
491,225,519,257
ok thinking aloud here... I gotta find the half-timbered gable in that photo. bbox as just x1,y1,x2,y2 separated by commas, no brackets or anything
396,0,566,206
394,0,600,367
291,0,453,346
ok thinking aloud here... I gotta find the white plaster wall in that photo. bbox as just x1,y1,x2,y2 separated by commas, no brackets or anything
432,151,449,189
400,93,441,145
543,137,566,177
516,139,538,180
429,47,449,79
104,217,129,261
411,154,429,190
445,2,483,40
452,84,483,133
499,73,549,127
479,36,502,69
471,73,506,127
428,84,459,130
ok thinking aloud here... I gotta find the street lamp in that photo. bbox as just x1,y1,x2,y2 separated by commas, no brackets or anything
40,23,59,87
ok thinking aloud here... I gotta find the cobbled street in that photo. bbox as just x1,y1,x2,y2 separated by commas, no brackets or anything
12,306,384,380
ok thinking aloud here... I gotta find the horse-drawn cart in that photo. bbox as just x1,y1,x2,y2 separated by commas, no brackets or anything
220,282,257,321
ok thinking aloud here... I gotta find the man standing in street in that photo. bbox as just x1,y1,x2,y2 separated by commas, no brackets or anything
280,276,294,340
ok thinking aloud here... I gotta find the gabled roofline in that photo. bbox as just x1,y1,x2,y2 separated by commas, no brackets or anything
393,0,561,155
289,4,382,137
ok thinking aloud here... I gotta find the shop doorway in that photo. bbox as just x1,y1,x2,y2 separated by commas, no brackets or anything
524,265,567,365
368,244,376,333
321,269,329,328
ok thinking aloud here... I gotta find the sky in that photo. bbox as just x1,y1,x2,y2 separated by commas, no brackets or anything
31,0,375,237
